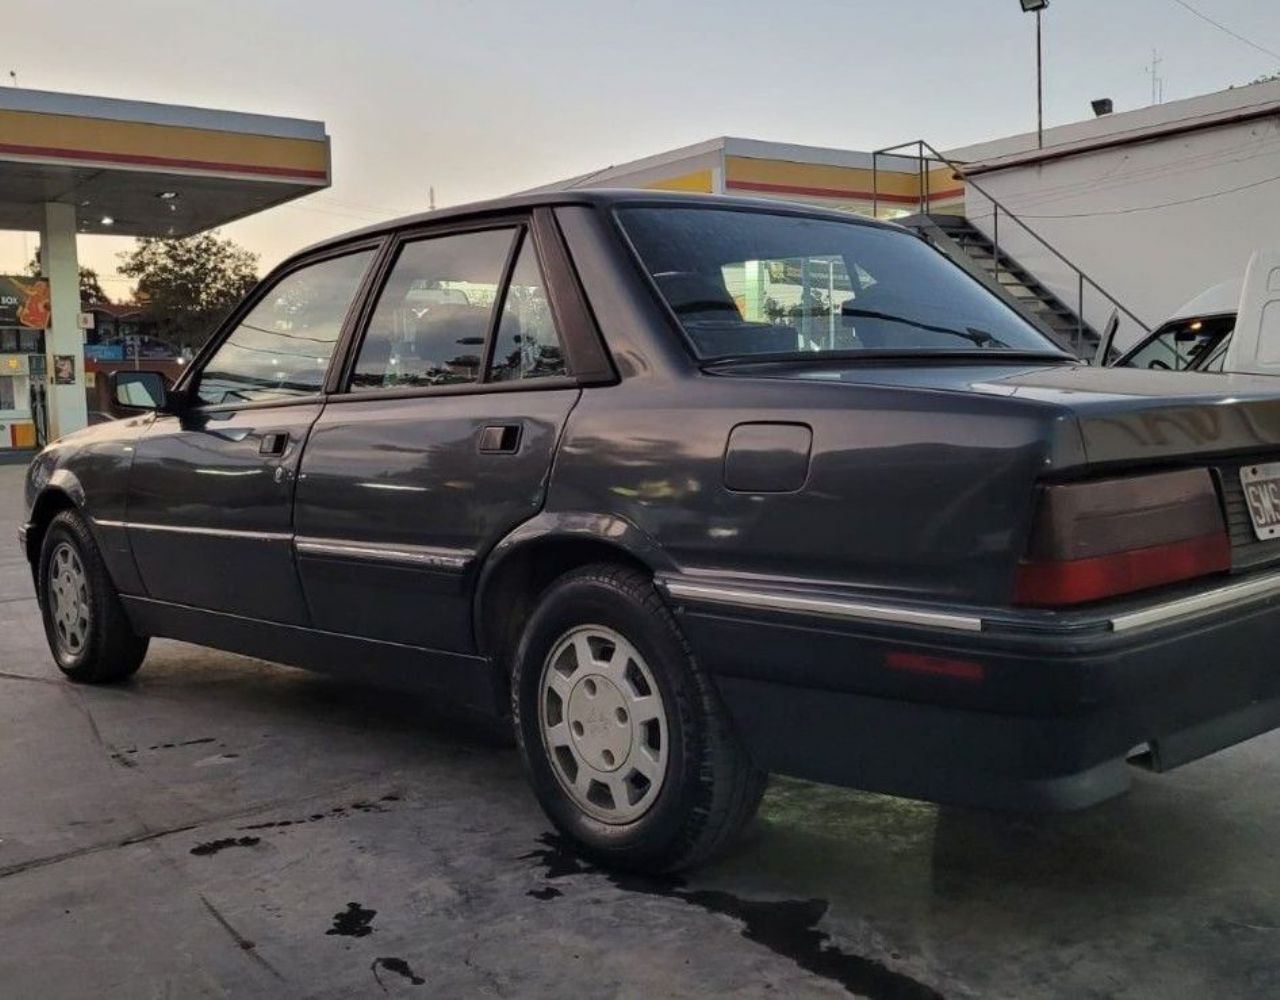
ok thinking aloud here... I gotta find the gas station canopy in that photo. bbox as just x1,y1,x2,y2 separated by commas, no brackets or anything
0,87,330,236
0,87,331,445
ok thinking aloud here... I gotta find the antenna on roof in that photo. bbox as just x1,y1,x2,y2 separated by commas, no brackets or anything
1147,49,1165,105
428,186,436,211
8,70,17,87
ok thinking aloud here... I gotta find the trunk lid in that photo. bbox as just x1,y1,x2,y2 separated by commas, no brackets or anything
711,358,1280,465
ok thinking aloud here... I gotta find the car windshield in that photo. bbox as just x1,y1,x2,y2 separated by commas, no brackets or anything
1117,314,1235,372
616,205,1065,361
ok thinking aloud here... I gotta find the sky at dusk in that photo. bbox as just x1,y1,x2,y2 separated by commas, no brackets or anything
4,0,1280,297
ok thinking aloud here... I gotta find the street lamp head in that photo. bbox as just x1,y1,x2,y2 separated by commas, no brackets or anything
1020,0,1049,11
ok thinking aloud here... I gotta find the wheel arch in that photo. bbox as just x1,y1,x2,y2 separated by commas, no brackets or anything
25,480,83,568
473,512,674,674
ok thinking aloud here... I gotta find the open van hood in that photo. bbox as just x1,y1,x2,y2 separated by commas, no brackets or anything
1168,278,1242,323
1224,250,1280,377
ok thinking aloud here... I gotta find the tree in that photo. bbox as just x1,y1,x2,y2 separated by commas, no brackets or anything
26,253,111,306
117,231,259,350
79,267,108,307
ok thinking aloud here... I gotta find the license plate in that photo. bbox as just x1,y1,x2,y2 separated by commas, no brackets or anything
1240,462,1280,540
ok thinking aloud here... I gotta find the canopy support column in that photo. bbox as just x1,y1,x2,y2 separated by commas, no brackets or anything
39,202,87,439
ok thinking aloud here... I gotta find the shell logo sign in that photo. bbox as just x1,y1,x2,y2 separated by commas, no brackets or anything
0,276,51,329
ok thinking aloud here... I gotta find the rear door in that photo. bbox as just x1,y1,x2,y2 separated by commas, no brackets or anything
1225,250,1280,376
127,245,379,623
293,213,589,651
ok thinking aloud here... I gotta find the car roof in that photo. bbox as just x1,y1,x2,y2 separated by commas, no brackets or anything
295,188,900,259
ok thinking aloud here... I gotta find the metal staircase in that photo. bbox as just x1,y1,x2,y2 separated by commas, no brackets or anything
895,212,1101,354
871,140,1150,358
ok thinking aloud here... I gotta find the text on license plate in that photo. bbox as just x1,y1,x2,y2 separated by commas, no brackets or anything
1240,462,1280,540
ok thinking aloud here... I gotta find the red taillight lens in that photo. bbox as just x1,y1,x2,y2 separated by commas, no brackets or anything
1013,469,1230,607
885,650,985,682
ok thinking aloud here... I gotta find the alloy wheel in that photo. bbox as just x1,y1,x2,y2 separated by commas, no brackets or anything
48,542,91,657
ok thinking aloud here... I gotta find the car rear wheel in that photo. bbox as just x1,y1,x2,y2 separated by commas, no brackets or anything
38,510,148,684
512,563,767,873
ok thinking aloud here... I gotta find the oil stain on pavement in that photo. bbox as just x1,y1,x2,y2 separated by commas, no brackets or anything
371,956,425,989
189,836,261,857
327,902,377,938
239,793,401,831
522,834,943,1000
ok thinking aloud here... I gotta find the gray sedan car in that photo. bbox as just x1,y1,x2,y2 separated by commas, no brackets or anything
20,191,1280,871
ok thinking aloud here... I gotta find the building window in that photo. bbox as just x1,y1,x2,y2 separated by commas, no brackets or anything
0,376,15,410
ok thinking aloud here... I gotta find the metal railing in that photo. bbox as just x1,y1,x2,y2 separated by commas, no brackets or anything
871,140,1150,351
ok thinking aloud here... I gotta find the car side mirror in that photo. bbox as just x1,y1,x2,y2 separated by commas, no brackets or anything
109,370,174,414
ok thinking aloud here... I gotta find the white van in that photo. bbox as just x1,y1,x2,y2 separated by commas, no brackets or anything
1106,251,1280,376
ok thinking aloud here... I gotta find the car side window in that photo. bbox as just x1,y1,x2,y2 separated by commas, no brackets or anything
1201,333,1231,372
195,249,375,406
1119,316,1235,372
487,235,570,382
1122,330,1186,371
351,229,516,391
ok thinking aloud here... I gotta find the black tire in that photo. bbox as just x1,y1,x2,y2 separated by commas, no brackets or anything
37,510,148,684
512,563,767,873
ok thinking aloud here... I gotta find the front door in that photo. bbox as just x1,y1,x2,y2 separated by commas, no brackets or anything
293,223,580,650
127,247,378,624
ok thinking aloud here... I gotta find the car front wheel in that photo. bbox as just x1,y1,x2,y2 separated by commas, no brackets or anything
38,510,148,683
512,563,767,873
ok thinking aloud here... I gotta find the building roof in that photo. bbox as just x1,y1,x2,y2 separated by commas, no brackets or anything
0,87,330,236
947,78,1280,175
522,136,928,195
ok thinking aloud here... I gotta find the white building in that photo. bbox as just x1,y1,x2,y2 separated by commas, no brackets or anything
950,78,1280,349
535,78,1280,353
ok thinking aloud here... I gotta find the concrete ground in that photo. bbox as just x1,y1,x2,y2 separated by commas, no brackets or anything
2,463,1279,1000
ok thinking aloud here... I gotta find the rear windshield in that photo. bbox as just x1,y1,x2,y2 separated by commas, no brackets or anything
616,206,1062,360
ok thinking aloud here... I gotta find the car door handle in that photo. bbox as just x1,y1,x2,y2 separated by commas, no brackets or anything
259,431,289,456
478,423,522,454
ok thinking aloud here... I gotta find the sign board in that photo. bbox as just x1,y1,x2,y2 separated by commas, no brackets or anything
53,354,76,385
84,344,125,362
0,275,51,329
765,259,854,292
77,311,96,330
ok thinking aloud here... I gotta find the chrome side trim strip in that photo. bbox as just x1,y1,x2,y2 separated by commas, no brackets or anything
121,521,291,542
1109,570,1280,633
663,580,984,633
294,537,471,571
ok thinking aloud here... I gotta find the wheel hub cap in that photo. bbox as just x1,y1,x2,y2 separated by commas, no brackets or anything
566,674,633,771
539,625,669,824
47,542,90,656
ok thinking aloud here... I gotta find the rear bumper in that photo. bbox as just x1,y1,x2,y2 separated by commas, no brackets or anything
660,573,1280,811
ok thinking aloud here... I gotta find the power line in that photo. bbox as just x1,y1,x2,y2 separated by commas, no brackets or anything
1168,0,1280,63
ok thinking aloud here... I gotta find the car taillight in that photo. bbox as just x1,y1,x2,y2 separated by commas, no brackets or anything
1013,468,1230,607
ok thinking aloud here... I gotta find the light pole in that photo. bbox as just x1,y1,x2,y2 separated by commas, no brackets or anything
1020,0,1049,149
